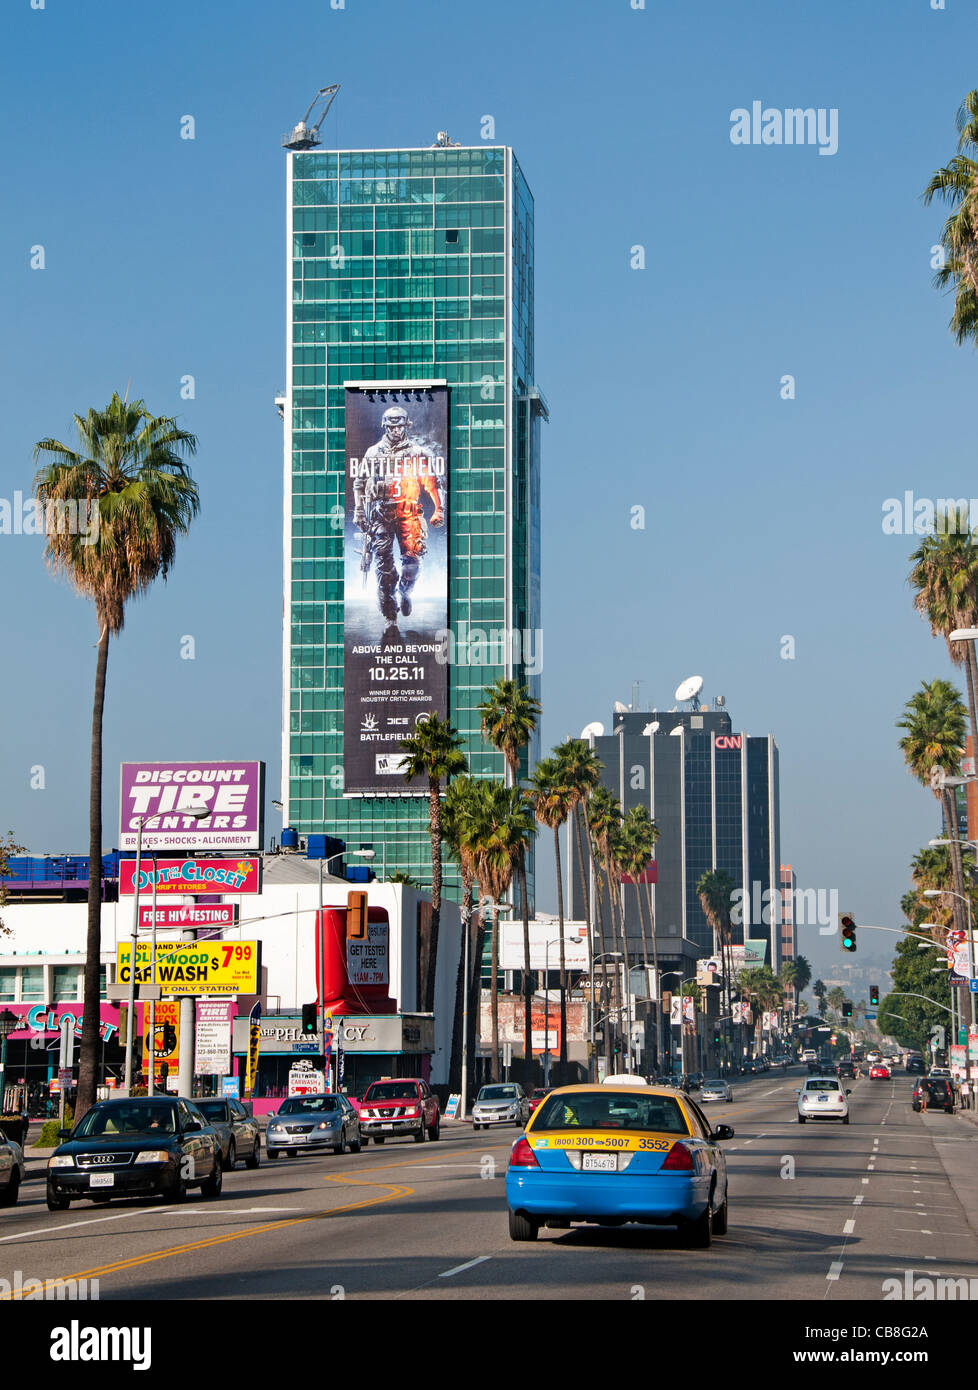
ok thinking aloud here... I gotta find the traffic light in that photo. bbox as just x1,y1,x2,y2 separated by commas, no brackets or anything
713,1031,721,1046
346,890,368,940
301,1002,318,1035
161,1021,177,1053
843,1001,853,1018
869,985,879,1007
839,913,857,953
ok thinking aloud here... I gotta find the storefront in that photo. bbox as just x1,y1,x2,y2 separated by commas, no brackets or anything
230,1011,435,1106
0,1003,127,1114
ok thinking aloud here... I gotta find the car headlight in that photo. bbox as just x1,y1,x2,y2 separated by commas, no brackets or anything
317,1121,338,1131
48,1155,74,1169
134,1150,172,1164
268,1123,284,1132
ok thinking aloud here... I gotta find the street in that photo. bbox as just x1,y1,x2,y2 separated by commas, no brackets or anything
4,1068,976,1303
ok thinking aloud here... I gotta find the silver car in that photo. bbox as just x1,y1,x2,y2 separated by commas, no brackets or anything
699,1079,733,1104
472,1083,530,1130
265,1094,361,1158
0,1131,25,1206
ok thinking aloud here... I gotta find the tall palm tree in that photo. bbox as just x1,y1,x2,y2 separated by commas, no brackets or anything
557,738,607,1074
478,678,541,1082
897,679,969,935
813,978,827,1018
588,785,626,1070
462,782,536,1082
922,90,978,346
442,775,480,1095
528,756,576,1083
697,869,737,1064
909,509,978,774
792,954,812,1000
779,960,799,1018
399,713,467,1012
34,393,199,1117
619,805,659,1071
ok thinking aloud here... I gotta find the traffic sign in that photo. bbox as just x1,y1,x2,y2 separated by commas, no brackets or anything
970,979,978,994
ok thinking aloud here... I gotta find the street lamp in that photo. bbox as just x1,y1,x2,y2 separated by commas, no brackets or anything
543,935,582,1086
590,953,622,1080
660,972,697,1076
353,845,386,882
0,1009,19,1114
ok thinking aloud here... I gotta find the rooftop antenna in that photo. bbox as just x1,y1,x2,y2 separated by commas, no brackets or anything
632,680,642,710
674,674,703,711
283,84,341,151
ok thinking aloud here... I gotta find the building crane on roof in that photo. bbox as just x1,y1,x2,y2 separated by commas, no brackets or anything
282,85,340,151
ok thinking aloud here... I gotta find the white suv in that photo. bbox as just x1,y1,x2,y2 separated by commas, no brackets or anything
796,1076,850,1124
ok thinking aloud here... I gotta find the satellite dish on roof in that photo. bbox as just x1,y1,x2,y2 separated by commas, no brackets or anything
613,700,630,713
669,725,684,736
642,721,660,736
580,721,605,739
674,675,704,705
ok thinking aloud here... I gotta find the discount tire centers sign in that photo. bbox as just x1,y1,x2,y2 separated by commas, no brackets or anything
119,761,264,852
117,940,260,996
343,385,450,794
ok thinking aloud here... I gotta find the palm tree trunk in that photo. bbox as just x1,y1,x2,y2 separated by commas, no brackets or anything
518,855,533,1087
554,824,568,1086
77,625,109,1120
574,803,601,1077
490,904,500,1083
941,787,968,935
467,901,487,1097
449,878,473,1094
644,879,661,1072
425,779,442,1013
582,806,613,1073
964,644,978,772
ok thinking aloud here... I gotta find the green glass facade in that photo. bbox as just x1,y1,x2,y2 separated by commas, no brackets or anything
282,144,542,905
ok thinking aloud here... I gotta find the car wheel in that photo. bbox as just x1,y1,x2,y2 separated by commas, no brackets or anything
332,1140,344,1155
842,1115,850,1125
508,1208,539,1242
374,1136,385,1145
349,1136,362,1153
0,1172,20,1207
46,1190,70,1212
200,1159,223,1199
245,1135,261,1169
222,1139,236,1172
712,1191,729,1236
267,1148,279,1160
682,1195,714,1249
288,1149,297,1157
414,1123,426,1143
429,1117,440,1141
163,1174,187,1203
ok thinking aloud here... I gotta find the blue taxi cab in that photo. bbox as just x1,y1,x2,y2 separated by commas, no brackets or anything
505,1083,732,1246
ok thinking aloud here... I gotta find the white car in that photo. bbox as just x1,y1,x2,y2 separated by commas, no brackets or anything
700,1079,733,1103
866,1050,882,1065
796,1076,850,1124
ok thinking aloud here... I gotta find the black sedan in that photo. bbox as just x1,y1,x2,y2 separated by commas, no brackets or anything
46,1097,224,1211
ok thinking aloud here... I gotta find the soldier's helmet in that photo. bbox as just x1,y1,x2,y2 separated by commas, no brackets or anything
381,406,410,444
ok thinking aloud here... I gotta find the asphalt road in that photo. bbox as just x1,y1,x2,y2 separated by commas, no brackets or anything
4,1067,977,1302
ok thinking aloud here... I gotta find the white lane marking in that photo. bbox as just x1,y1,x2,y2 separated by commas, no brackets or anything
826,1260,844,1281
439,1255,491,1278
925,1256,937,1261
843,1219,855,1235
761,1088,782,1096
0,1205,181,1244
853,1195,864,1205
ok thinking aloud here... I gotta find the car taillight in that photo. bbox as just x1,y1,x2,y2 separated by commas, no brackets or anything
508,1136,539,1168
660,1142,694,1171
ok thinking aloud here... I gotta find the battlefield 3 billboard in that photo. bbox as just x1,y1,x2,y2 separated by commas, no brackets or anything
343,385,449,794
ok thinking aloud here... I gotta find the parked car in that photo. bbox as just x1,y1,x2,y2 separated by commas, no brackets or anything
912,1078,954,1114
506,1082,733,1246
699,1078,733,1104
194,1098,261,1170
472,1083,530,1129
358,1078,440,1144
46,1096,223,1209
265,1093,362,1158
0,1130,25,1207
796,1077,851,1124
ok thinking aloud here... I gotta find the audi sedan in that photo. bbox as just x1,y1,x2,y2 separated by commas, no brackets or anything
796,1077,850,1124
46,1097,223,1209
265,1094,361,1158
506,1083,733,1247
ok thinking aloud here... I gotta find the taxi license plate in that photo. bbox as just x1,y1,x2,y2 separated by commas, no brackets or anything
89,1173,114,1188
581,1153,617,1172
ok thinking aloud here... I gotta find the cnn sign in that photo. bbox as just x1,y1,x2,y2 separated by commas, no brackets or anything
715,735,742,750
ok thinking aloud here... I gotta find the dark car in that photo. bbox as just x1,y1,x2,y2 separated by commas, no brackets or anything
912,1078,954,1114
905,1054,926,1075
684,1073,705,1092
836,1060,855,1079
46,1097,223,1211
194,1098,261,1170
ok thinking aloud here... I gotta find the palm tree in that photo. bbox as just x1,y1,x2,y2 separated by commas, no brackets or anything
399,712,467,1012
826,985,847,1016
478,679,541,1082
528,756,576,1083
557,738,607,1073
588,786,626,1069
813,978,827,1018
779,959,799,1017
922,91,978,346
442,776,480,1095
792,954,812,1000
897,679,968,935
34,393,199,1117
909,510,978,774
619,805,660,1071
462,782,536,1082
697,869,737,1065
387,870,418,886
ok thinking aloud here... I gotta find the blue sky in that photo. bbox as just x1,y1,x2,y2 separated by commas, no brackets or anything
2,0,976,980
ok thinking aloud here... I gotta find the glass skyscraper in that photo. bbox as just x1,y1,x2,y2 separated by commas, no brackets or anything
280,140,543,902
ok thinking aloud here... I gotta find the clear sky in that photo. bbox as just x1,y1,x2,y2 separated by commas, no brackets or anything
2,0,976,982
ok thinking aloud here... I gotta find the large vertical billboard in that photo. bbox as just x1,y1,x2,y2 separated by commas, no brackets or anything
343,386,449,794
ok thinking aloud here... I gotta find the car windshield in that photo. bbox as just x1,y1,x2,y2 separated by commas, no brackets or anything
195,1102,228,1120
278,1097,340,1114
364,1083,418,1101
478,1087,517,1101
533,1091,690,1134
74,1104,177,1137
805,1080,841,1092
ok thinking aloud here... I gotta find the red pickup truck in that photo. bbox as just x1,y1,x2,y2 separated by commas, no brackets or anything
357,1079,440,1144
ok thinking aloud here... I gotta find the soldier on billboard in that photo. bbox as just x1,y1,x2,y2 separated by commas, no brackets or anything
353,406,445,624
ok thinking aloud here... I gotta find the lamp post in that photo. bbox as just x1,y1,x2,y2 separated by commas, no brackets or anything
543,935,582,1086
0,1009,18,1115
660,972,696,1076
353,845,386,882
590,952,622,1081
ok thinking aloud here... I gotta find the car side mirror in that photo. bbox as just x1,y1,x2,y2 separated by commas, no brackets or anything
182,1120,201,1133
845,1089,852,1096
57,1128,72,1140
711,1124,734,1141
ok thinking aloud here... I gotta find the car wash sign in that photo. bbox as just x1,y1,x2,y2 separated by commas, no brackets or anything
119,761,264,852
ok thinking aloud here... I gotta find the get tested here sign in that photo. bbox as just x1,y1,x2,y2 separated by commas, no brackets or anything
117,940,259,996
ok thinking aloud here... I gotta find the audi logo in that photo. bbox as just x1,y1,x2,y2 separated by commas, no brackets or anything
92,1155,114,1165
